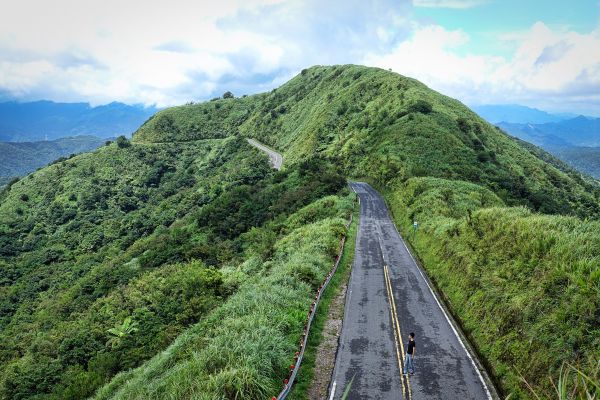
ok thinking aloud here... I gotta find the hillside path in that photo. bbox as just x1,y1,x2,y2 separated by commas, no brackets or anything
246,138,283,170
329,182,496,400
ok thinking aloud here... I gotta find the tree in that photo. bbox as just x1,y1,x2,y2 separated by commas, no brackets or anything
116,136,130,148
106,317,138,349
222,91,234,99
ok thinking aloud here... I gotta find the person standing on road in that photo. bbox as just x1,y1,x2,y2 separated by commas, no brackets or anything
403,332,416,375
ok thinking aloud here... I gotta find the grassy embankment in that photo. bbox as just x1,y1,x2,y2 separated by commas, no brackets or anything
384,177,599,399
286,204,359,400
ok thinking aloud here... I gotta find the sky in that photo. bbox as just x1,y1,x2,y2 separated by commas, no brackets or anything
0,0,599,115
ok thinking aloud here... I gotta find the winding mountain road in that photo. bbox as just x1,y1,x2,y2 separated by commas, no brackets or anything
246,138,283,170
329,182,496,400
246,139,495,399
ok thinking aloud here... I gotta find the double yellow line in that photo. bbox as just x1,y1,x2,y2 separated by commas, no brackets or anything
383,265,412,400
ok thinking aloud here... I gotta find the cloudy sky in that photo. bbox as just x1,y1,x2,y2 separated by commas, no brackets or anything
1,0,599,115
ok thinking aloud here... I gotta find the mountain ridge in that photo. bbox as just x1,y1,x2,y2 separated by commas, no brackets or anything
0,65,598,400
470,103,587,124
135,64,599,217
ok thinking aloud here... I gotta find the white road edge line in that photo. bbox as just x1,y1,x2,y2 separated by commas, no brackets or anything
395,227,493,400
329,381,337,400
345,182,493,399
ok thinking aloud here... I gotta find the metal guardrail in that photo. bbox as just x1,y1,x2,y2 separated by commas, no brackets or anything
273,214,353,400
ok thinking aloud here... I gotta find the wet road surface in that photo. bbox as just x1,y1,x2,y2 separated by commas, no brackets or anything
329,182,494,400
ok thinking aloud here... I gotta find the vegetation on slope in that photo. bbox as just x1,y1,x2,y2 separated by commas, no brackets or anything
93,195,353,399
136,65,600,219
0,132,348,399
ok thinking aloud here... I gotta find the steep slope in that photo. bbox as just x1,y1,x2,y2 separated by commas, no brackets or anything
0,136,106,182
137,65,600,218
0,133,349,399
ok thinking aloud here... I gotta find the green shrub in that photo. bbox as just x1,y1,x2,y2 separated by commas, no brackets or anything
408,99,433,114
115,136,130,148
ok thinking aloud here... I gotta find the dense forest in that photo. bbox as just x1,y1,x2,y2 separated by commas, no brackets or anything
0,65,598,399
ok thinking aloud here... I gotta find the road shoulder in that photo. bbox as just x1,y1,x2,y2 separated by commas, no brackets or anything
287,204,359,400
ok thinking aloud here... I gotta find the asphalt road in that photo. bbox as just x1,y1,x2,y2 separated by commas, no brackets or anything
329,182,495,400
246,138,283,170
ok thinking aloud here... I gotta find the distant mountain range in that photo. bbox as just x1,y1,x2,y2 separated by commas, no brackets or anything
0,136,107,185
497,116,600,148
471,104,582,124
0,100,158,142
474,106,600,178
498,121,600,179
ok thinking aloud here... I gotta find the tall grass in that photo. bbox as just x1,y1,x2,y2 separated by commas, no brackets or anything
286,205,359,400
521,361,599,400
385,177,600,399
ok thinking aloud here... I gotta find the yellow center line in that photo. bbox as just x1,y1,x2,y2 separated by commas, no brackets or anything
384,265,412,400
384,266,405,397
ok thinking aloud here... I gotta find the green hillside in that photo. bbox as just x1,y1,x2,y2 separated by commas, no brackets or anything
136,65,600,218
1,65,598,400
0,134,350,399
127,65,600,398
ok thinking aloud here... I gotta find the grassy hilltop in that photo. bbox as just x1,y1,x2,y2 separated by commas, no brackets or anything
0,65,598,399
137,65,600,218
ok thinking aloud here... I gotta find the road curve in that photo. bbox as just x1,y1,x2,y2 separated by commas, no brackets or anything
329,182,496,400
246,138,283,170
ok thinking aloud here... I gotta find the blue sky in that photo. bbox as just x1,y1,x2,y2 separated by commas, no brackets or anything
414,0,599,57
0,0,599,115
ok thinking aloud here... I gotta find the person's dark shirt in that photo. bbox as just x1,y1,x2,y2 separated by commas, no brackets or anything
407,339,416,356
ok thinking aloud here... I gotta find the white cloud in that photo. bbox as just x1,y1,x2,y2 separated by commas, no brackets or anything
0,0,411,106
364,22,600,115
413,0,486,9
0,0,598,115
0,0,297,106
